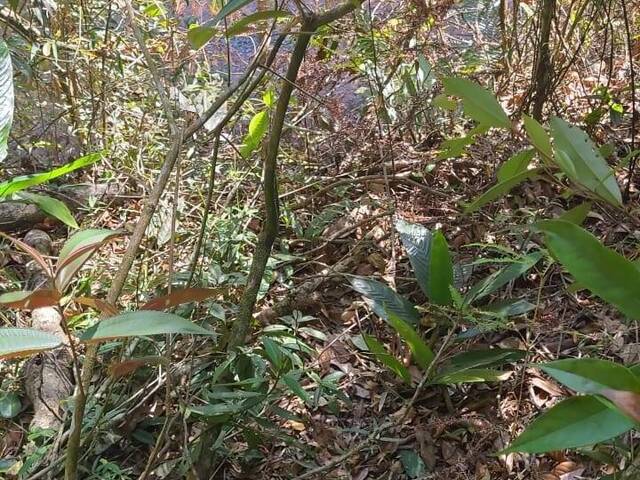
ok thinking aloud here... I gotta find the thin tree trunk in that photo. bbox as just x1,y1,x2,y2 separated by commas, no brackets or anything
531,0,556,120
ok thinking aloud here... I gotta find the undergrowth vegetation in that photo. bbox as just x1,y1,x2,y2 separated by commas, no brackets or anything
0,0,639,478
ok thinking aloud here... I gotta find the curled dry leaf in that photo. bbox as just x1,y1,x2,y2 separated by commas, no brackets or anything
140,287,220,311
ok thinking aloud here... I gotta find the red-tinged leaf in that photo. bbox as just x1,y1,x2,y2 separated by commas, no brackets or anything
141,288,220,311
109,356,169,378
0,289,61,310
55,229,124,291
601,389,640,423
74,297,119,316
0,232,53,279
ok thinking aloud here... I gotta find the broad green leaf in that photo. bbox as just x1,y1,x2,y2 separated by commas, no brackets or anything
428,231,453,306
78,311,214,343
0,289,60,310
55,229,123,291
0,393,20,418
239,110,269,158
444,348,526,372
226,10,292,37
0,328,62,359
433,368,511,384
16,192,78,228
262,337,285,370
0,152,102,197
386,308,434,370
442,77,510,129
465,252,542,304
523,114,552,159
350,277,420,325
550,117,622,206
187,24,217,50
559,201,592,225
497,149,535,182
212,0,254,24
282,372,311,403
502,395,635,454
363,334,410,383
437,134,475,160
432,93,456,111
395,219,431,297
540,358,640,395
535,220,640,319
0,41,14,163
464,168,542,213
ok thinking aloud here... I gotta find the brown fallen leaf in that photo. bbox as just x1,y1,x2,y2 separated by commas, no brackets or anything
141,287,220,310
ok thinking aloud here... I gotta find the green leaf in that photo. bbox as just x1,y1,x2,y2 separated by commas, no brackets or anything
442,77,510,129
437,134,475,159
55,229,123,291
497,149,535,182
226,10,292,37
428,231,453,306
0,393,21,418
212,0,254,24
262,337,285,370
432,93,456,111
550,117,622,206
386,308,434,370
481,298,536,317
239,110,269,158
187,24,217,50
281,372,311,403
443,348,526,372
395,219,431,297
350,277,420,325
399,449,427,478
433,368,511,384
559,202,592,225
523,114,552,160
16,192,78,228
0,152,102,197
0,328,62,359
363,334,410,383
0,41,14,163
78,311,214,343
535,220,640,319
464,252,542,304
464,168,542,213
502,396,635,454
540,358,640,395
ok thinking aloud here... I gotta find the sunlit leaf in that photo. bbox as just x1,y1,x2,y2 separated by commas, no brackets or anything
239,110,269,158
395,219,431,297
226,10,292,37
523,114,552,160
16,192,78,228
386,308,434,370
433,368,511,384
497,149,535,182
0,41,14,163
442,77,510,128
0,152,102,197
55,229,123,291
78,311,214,343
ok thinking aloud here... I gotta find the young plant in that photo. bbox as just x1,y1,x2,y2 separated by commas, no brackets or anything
349,219,536,385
